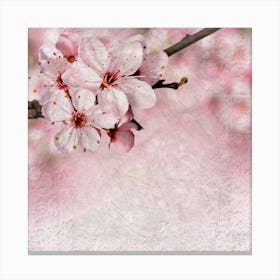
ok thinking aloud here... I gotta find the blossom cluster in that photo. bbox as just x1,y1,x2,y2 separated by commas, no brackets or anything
32,30,168,153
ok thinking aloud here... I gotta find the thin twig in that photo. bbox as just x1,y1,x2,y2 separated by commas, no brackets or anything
164,28,221,56
152,77,188,90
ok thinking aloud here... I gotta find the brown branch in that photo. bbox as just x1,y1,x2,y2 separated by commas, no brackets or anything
164,28,221,56
28,28,221,119
28,100,43,119
152,77,188,90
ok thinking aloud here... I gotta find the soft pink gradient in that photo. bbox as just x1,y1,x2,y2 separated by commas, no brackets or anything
28,28,251,252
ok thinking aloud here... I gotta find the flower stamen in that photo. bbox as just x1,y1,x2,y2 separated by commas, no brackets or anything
100,70,120,89
71,112,87,128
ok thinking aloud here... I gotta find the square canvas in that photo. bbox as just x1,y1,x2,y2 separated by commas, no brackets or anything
28,28,251,253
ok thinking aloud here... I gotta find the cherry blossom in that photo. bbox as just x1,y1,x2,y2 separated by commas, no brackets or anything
126,34,169,85
28,29,201,155
42,88,117,152
37,43,101,106
137,51,168,85
65,37,157,116
61,61,102,92
55,29,81,63
107,109,138,152
37,44,70,105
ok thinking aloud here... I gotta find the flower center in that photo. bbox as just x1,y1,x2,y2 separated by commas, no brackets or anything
101,71,119,89
56,74,69,91
71,112,87,128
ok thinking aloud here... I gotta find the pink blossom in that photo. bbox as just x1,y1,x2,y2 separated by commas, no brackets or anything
42,88,117,152
137,51,168,85
55,29,81,63
28,68,45,101
107,110,138,152
61,61,102,92
37,43,101,106
126,34,169,85
68,37,157,116
87,29,140,53
37,44,69,105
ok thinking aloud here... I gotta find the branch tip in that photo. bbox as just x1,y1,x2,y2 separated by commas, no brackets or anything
152,76,188,90
179,77,188,86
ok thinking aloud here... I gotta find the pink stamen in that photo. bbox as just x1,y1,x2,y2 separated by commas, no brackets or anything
56,74,69,92
71,112,87,128
101,70,120,89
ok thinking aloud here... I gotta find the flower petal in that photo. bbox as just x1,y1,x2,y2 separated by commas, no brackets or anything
40,85,58,105
55,29,80,57
139,51,168,85
28,73,46,101
118,121,138,131
108,41,143,76
79,127,101,152
125,34,145,45
79,37,109,76
61,61,102,91
118,108,134,126
41,90,73,122
98,87,129,117
88,107,117,129
38,44,67,79
55,126,78,152
111,130,135,152
118,78,156,109
71,88,96,112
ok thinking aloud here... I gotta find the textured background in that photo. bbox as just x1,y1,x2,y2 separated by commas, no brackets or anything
28,28,251,252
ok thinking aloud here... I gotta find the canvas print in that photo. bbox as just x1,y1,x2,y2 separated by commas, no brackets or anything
28,28,251,253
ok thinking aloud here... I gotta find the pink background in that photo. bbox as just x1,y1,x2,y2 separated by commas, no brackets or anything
28,28,251,252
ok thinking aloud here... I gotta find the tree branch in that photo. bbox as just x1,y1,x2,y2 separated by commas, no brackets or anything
28,100,43,119
152,77,188,89
164,28,221,57
28,28,221,119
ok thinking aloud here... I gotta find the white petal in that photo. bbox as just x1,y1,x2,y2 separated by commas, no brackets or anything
79,37,109,76
41,90,73,122
61,61,102,91
98,87,129,117
38,44,67,79
89,107,117,129
79,127,101,152
125,34,145,45
55,126,78,152
108,41,143,76
40,86,59,105
71,88,96,112
29,74,54,105
118,78,156,109
139,51,168,85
